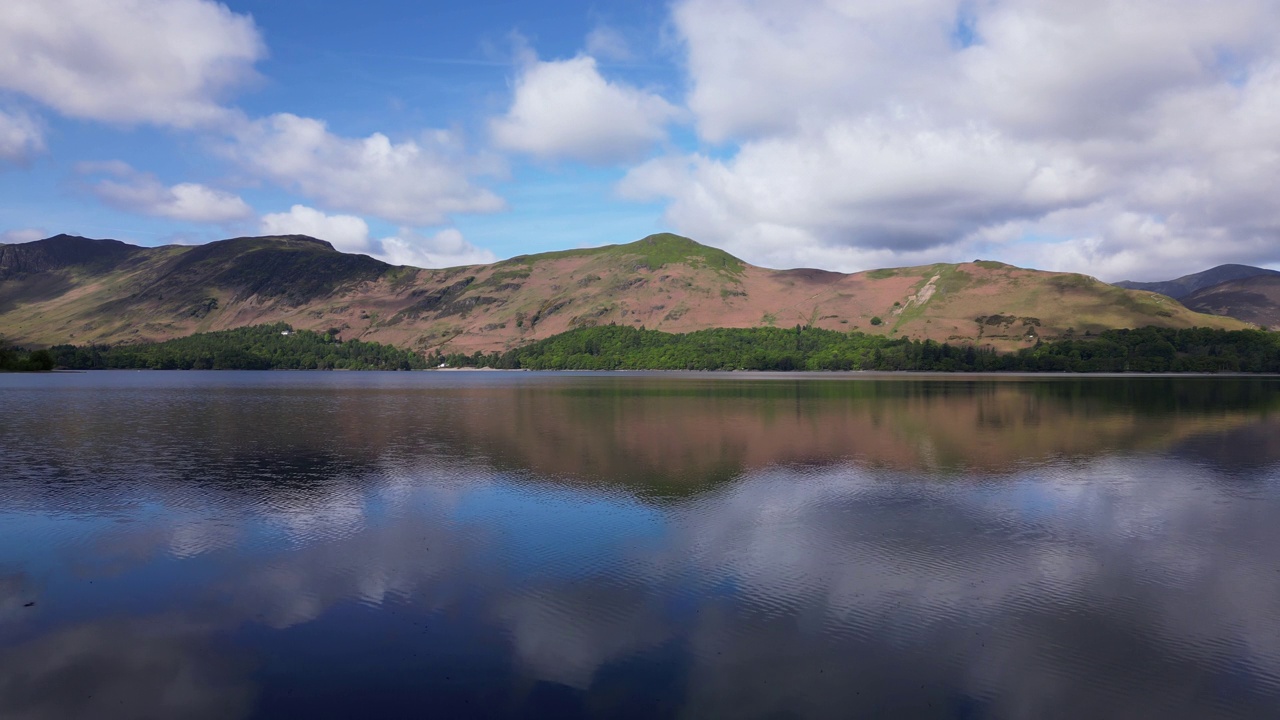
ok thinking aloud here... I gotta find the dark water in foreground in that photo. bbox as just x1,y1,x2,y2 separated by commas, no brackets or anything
2,371,1279,719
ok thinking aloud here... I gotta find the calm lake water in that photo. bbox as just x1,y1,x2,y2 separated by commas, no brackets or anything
2,371,1279,719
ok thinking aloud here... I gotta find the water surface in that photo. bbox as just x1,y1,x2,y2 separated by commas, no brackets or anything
2,371,1279,719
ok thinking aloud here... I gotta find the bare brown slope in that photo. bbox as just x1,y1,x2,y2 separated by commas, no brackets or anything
0,233,1249,353
1183,275,1280,328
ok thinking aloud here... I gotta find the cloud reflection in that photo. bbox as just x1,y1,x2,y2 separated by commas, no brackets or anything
0,616,255,720
3,375,1279,717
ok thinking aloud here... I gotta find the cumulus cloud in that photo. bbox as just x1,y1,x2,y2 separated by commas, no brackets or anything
621,116,1103,269
0,108,44,164
977,200,1280,282
0,2,504,243
632,0,1280,279
378,228,497,268
491,55,680,164
0,0,264,128
259,204,496,267
260,205,375,255
79,162,252,223
231,114,504,227
675,0,958,144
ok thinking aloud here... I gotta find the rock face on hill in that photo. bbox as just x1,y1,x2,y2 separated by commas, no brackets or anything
0,233,1251,353
1182,276,1280,329
1116,264,1280,299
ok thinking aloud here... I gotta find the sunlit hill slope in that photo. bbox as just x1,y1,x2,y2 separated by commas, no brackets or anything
0,232,1250,353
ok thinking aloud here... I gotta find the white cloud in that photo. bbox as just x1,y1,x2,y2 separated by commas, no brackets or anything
0,0,264,128
81,162,253,223
261,205,375,255
584,26,634,62
0,108,44,164
622,116,1102,266
379,228,497,268
231,113,504,227
956,0,1277,139
982,201,1280,282
258,204,496,268
491,55,680,164
632,0,1280,279
1,228,46,244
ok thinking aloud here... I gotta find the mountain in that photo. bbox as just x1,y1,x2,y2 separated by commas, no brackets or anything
0,232,1251,353
0,233,144,279
1115,264,1280,299
1182,276,1280,329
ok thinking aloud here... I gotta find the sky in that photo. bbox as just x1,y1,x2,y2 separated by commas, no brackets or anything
1,0,1279,281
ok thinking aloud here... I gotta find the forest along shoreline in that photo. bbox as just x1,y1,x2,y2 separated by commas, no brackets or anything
15,322,1280,373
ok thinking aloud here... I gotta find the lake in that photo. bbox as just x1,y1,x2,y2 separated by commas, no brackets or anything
2,371,1279,719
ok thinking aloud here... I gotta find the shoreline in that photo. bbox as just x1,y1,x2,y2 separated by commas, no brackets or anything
22,368,1280,378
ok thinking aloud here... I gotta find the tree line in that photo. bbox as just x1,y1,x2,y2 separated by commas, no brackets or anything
440,324,1280,373
48,324,429,370
9,323,1280,373
0,341,55,372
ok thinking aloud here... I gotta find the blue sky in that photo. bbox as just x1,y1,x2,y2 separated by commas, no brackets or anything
2,0,1279,281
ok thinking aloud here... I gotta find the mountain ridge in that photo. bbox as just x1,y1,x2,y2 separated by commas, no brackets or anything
1115,264,1280,299
0,232,1252,353
1182,275,1280,329
0,234,145,280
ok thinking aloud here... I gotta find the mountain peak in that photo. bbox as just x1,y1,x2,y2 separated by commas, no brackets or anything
1116,264,1280,299
502,232,745,274
215,234,339,252
630,232,702,249
0,234,141,280
38,233,131,248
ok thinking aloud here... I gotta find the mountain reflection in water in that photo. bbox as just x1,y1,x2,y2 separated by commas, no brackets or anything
1,372,1278,719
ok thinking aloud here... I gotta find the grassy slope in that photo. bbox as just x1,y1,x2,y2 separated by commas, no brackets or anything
853,261,1242,351
502,232,745,276
0,233,1252,353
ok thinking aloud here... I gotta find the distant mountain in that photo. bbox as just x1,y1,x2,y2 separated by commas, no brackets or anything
1182,276,1280,329
0,233,144,280
0,232,1249,353
1115,264,1280,299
